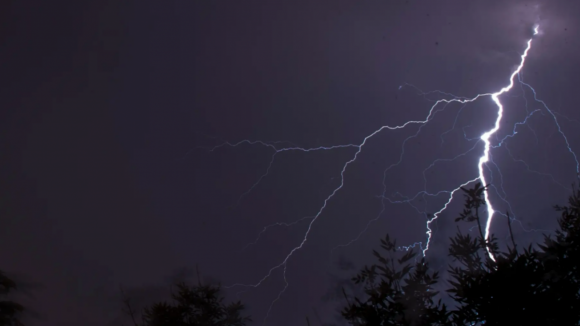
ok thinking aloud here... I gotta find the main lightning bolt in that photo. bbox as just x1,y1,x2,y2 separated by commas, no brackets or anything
336,25,543,259
204,24,579,323
477,25,539,259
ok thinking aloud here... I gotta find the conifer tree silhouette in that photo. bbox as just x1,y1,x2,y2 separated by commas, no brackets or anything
448,183,580,326
340,234,450,326
122,271,251,326
342,183,580,326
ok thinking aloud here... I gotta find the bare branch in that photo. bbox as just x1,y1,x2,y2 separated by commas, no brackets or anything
119,285,139,326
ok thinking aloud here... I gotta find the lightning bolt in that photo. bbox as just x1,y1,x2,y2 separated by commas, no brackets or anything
204,24,579,323
241,215,314,251
476,26,538,259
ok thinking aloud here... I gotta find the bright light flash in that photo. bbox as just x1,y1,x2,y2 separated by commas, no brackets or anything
207,23,580,324
480,28,536,261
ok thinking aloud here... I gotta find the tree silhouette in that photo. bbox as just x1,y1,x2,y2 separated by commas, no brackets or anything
448,183,580,326
342,183,580,326
340,234,450,326
121,272,251,326
0,271,24,326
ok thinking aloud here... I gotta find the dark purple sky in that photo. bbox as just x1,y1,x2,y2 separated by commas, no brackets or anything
1,1,580,325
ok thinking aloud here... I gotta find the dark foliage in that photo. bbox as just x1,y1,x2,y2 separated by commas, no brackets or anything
448,183,580,326
342,182,580,326
341,234,450,326
124,280,251,326
0,271,24,326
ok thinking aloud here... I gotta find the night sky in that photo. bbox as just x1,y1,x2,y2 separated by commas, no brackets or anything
1,1,580,325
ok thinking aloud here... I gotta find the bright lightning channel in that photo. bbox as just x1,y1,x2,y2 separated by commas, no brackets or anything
210,24,579,324
337,25,540,259
477,25,538,260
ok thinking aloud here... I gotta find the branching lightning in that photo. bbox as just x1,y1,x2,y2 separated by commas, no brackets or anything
203,24,580,324
476,26,538,259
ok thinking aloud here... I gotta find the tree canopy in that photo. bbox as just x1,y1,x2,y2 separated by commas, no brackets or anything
123,279,251,326
125,183,580,325
341,183,580,326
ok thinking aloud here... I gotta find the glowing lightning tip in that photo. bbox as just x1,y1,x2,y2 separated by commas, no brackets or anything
533,25,539,35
